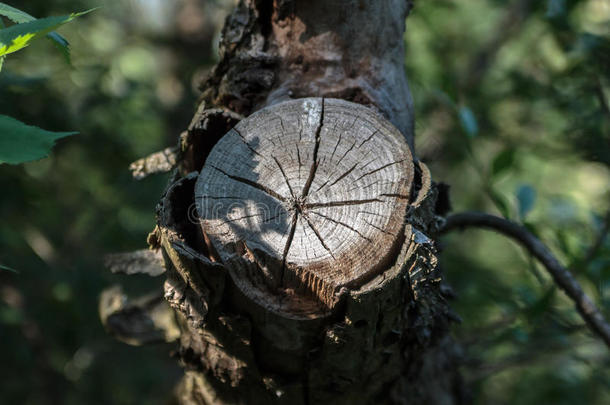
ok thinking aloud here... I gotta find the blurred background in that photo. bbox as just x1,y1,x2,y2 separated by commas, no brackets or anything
0,0,608,404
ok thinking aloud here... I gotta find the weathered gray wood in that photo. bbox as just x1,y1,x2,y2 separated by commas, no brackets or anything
100,0,465,403
195,98,413,318
152,140,460,404
103,249,165,276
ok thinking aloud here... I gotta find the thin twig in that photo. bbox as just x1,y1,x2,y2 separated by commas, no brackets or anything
441,211,610,349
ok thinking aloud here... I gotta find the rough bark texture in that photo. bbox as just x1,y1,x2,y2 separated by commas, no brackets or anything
103,1,465,404
199,0,415,150
152,156,461,405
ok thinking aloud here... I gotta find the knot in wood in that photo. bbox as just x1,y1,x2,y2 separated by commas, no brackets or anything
195,98,414,318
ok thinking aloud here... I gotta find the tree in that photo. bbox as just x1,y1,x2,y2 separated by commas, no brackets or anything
99,1,610,404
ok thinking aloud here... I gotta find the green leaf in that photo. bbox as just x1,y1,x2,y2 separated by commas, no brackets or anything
0,2,34,23
0,115,77,164
491,148,516,178
516,184,537,220
0,264,18,273
458,106,479,138
48,31,70,64
0,10,91,58
0,2,77,63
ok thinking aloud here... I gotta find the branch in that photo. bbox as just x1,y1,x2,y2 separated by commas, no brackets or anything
440,211,610,349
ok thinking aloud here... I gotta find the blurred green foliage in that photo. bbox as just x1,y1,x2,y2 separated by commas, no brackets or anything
0,5,88,59
407,0,610,403
0,2,91,165
0,0,231,404
0,0,608,404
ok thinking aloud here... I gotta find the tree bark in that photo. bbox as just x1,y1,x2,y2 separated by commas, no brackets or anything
199,0,415,149
133,1,463,404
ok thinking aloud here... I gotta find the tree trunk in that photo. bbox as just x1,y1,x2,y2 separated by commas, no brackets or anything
145,1,463,404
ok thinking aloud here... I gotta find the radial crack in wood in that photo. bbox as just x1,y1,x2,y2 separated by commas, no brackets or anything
195,98,414,318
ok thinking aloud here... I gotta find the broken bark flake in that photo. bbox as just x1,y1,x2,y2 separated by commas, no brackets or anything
129,147,179,180
99,285,180,346
195,97,414,317
104,249,166,277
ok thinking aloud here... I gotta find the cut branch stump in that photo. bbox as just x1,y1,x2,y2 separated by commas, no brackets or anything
196,98,413,316
150,98,461,404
